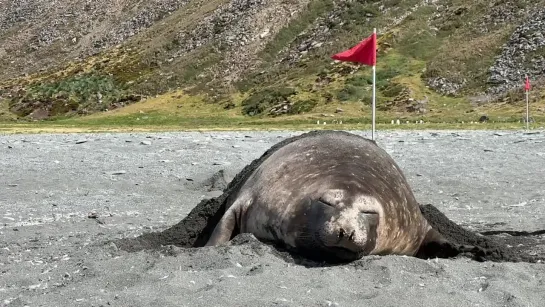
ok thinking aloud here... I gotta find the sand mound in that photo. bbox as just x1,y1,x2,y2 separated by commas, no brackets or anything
113,130,545,264
184,169,233,192
420,204,544,263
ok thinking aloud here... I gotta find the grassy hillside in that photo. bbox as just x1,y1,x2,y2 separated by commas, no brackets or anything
1,0,545,130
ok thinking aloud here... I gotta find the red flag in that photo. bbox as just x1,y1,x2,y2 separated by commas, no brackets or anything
331,33,377,66
525,76,531,91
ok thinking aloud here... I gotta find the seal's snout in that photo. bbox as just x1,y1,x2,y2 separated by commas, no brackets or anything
335,221,367,252
330,211,379,255
337,227,361,251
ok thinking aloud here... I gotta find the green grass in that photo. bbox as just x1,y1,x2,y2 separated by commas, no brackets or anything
3,85,543,133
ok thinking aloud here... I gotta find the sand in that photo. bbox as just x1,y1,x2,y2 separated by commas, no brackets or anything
1,129,544,306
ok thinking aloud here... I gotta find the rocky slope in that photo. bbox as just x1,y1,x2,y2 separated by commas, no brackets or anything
0,0,190,79
0,0,544,120
487,8,545,95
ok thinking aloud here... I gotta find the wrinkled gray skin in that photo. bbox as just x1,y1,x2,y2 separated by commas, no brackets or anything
205,131,450,262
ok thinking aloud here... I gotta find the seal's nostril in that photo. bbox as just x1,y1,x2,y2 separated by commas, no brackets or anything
339,228,356,241
349,230,355,241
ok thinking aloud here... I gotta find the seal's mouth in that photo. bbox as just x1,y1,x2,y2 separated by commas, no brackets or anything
310,242,364,262
324,245,362,259
313,230,366,261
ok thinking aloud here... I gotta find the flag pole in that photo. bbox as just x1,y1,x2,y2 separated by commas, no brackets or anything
330,28,377,139
526,74,530,130
526,87,529,130
371,28,376,141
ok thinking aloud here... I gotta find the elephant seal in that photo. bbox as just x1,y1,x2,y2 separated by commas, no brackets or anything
205,130,469,262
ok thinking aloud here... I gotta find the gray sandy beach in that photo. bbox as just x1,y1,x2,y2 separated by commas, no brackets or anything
1,129,544,306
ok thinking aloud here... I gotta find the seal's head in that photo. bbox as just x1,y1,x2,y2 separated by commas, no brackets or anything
290,189,381,263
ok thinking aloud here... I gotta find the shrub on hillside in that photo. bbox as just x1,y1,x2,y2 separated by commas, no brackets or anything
9,74,139,117
381,83,405,97
241,87,297,116
336,85,369,102
288,99,318,115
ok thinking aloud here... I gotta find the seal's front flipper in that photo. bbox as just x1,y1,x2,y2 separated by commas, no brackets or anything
205,206,238,246
415,228,488,261
415,228,461,259
455,244,488,262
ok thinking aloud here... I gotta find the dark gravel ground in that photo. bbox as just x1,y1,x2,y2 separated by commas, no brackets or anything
1,129,544,307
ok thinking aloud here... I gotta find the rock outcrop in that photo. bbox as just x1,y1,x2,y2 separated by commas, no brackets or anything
427,77,466,97
487,8,545,95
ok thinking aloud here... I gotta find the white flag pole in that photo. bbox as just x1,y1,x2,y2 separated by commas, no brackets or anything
371,28,376,141
526,75,530,130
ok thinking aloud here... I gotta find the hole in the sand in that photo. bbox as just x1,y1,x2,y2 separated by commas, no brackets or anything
184,169,233,193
